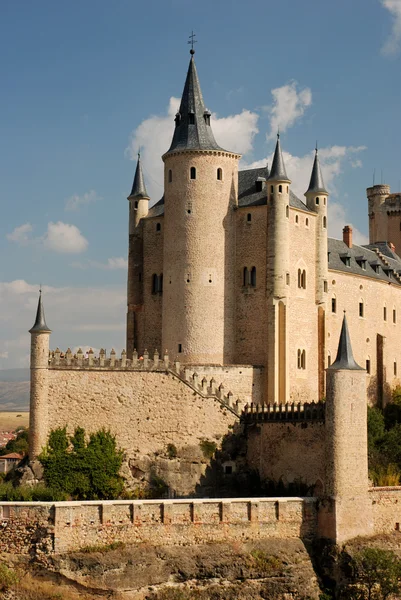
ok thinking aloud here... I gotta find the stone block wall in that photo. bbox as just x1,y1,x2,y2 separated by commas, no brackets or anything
0,497,318,555
370,487,401,533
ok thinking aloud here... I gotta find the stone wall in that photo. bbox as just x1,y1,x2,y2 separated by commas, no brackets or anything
0,497,318,555
370,487,401,534
184,364,264,404
246,421,325,493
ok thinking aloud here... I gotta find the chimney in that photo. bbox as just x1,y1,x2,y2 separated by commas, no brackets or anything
343,225,353,248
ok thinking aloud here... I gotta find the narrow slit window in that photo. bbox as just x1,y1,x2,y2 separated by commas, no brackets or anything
395,361,397,376
316,197,320,205
332,297,336,313
168,169,172,183
217,168,222,181
384,306,387,321
359,301,364,318
295,215,299,224
394,309,397,324
189,113,195,125
366,359,371,374
323,216,327,229
286,205,289,218
190,166,196,180
243,267,248,287
152,274,158,294
247,213,252,222
250,266,256,287
306,218,309,227
279,184,282,193
178,344,182,353
159,274,163,293
156,222,161,232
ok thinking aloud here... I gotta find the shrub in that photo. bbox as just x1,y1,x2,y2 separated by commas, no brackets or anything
199,439,217,459
370,463,401,487
167,443,177,459
0,428,29,457
346,547,401,600
0,482,67,501
0,563,19,591
39,427,124,500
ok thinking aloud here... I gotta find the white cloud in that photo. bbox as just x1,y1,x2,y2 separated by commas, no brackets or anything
71,257,128,270
126,97,259,200
65,190,100,211
0,281,126,368
6,223,33,244
43,222,88,254
381,0,401,55
328,202,369,246
265,82,312,140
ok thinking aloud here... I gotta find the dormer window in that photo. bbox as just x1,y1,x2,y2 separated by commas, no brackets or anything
340,253,351,267
255,177,265,192
174,112,181,126
203,109,211,126
189,112,195,125
356,257,367,270
369,262,380,274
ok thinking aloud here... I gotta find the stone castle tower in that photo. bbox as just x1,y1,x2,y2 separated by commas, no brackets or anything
29,291,52,460
323,314,373,542
367,183,401,252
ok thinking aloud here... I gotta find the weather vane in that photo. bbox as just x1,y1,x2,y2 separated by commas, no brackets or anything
188,31,197,54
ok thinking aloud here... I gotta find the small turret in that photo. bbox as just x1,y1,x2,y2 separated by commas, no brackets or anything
266,134,291,404
128,153,150,227
29,290,51,460
126,153,150,358
366,184,391,244
323,314,372,542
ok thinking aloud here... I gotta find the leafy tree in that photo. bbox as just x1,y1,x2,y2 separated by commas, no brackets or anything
0,428,29,457
39,427,124,500
345,548,401,600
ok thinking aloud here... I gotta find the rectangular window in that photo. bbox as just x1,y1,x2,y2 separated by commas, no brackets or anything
359,302,364,318
384,306,387,321
395,362,397,377
178,344,182,353
394,309,397,324
324,280,328,293
366,359,371,374
332,298,336,313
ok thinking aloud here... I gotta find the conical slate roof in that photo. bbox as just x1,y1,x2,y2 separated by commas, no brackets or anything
329,314,363,370
165,54,226,155
128,154,149,200
267,134,290,182
29,291,51,334
305,148,328,195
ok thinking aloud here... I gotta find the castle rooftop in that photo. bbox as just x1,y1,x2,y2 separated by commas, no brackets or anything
305,148,328,195
128,153,149,200
329,314,363,370
29,291,51,334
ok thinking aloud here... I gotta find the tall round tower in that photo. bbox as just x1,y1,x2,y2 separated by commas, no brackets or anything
366,184,390,244
266,135,291,403
126,154,150,357
161,51,240,364
29,291,51,460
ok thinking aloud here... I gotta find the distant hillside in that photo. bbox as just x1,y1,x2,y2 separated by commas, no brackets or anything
0,381,30,411
0,368,30,382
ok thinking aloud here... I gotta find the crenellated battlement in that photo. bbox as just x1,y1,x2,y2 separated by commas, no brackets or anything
241,401,325,423
48,348,168,371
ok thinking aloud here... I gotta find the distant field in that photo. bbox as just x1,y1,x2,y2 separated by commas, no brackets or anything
0,411,29,431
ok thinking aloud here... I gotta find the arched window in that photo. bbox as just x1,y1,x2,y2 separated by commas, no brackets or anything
295,215,299,224
316,197,320,205
323,216,327,229
331,296,337,313
156,222,161,232
286,205,289,218
243,267,248,287
250,266,256,287
134,201,138,209
270,185,274,193
190,166,196,180
168,169,172,183
298,270,306,289
247,213,252,222
279,184,282,193
217,168,222,181
152,274,158,294
359,300,364,318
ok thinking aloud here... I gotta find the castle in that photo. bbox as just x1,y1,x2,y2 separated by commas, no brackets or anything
25,50,401,544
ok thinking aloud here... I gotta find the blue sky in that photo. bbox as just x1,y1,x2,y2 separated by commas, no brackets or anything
0,0,400,368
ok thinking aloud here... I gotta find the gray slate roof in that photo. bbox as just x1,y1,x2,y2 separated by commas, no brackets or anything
129,155,149,200
29,292,51,334
329,314,363,371
267,135,290,182
328,238,401,285
165,55,227,155
305,149,328,195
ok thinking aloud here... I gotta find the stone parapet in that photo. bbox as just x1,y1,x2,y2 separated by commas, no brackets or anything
48,348,167,371
0,497,318,554
241,401,325,423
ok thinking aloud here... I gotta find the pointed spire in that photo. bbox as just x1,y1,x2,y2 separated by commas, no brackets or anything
329,313,363,370
165,54,227,155
29,289,51,334
128,153,149,200
267,134,290,182
305,146,328,195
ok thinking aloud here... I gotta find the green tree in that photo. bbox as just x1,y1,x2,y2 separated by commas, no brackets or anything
39,427,124,500
345,548,401,600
